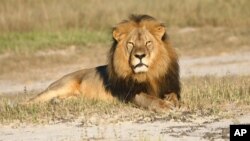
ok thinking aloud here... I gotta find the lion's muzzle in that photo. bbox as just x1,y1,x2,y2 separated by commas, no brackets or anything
131,52,149,73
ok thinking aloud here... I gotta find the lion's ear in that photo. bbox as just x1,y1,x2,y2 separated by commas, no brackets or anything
113,22,133,41
113,28,123,41
154,25,166,40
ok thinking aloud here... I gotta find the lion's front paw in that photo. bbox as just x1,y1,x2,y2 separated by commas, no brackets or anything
149,99,175,113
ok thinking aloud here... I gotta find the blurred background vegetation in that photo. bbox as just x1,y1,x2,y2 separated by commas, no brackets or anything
0,0,249,52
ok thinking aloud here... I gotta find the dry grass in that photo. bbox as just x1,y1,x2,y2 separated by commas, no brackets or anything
0,0,250,53
182,76,250,114
0,97,127,124
0,76,249,124
0,0,250,32
169,27,250,56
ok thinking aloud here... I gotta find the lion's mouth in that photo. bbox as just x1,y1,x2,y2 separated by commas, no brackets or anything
133,63,149,73
134,63,148,68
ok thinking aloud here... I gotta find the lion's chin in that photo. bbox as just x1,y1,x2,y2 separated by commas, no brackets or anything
133,65,148,73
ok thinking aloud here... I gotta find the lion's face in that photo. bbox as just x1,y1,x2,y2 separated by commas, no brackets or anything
126,28,156,73
110,18,170,81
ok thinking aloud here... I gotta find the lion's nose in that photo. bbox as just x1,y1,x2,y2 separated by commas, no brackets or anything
134,53,146,60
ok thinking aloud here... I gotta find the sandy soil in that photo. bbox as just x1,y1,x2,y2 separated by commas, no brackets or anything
0,47,250,141
0,113,249,141
180,51,250,77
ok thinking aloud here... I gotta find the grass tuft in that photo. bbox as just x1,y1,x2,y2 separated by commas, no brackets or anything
182,76,250,114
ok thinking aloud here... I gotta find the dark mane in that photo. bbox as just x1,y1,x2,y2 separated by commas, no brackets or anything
96,62,180,102
96,65,149,102
129,14,156,23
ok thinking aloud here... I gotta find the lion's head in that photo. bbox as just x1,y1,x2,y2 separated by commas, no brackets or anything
108,14,178,83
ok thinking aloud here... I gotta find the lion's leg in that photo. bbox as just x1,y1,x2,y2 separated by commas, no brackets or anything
26,81,80,104
28,89,70,103
57,89,81,99
27,90,63,103
164,92,180,108
133,92,174,112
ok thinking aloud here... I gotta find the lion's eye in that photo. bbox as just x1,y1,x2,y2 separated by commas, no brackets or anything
127,42,134,53
145,41,152,46
128,42,134,46
145,41,153,50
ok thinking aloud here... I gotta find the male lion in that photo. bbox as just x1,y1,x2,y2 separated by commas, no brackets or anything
27,14,181,112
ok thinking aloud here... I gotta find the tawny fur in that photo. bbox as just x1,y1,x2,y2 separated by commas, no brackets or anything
27,14,181,112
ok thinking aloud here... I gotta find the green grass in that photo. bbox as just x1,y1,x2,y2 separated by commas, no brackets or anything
0,76,249,124
0,27,249,54
0,29,110,53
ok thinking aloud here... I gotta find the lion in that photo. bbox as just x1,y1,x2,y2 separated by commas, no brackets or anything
26,14,181,112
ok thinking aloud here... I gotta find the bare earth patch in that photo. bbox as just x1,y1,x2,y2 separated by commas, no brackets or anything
180,51,250,77
0,112,249,141
0,46,250,140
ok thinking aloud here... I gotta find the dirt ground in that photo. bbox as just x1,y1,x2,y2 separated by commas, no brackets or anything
1,113,250,141
0,45,250,141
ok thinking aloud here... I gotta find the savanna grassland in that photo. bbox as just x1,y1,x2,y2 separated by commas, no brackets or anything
0,0,250,53
0,1,250,140
0,76,249,124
